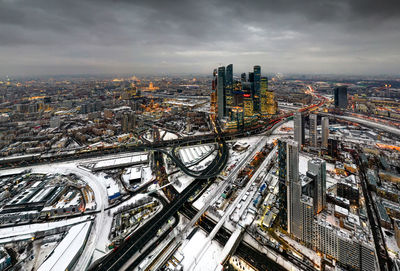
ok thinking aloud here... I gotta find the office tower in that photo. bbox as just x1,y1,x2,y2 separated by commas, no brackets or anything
233,81,243,107
278,140,288,231
334,86,348,108
253,65,261,112
321,117,329,149
265,90,277,115
328,138,338,158
286,140,301,238
307,158,326,214
225,64,234,116
243,94,253,117
231,107,244,130
241,73,246,82
121,111,136,133
217,66,226,120
309,114,317,148
248,72,254,83
294,112,305,148
210,69,218,118
260,77,268,114
300,195,314,247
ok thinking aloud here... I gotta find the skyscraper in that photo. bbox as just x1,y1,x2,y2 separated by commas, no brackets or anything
307,158,326,214
210,69,218,118
294,112,305,148
309,114,318,148
260,77,268,114
278,139,288,231
225,64,234,116
334,86,348,108
217,66,226,120
253,65,261,113
240,73,246,82
321,117,329,149
286,140,302,238
243,94,253,117
121,111,136,133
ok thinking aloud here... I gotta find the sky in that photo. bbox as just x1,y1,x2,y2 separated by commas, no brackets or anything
1,0,400,76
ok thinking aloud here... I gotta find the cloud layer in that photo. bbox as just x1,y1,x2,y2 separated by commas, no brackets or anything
1,0,399,76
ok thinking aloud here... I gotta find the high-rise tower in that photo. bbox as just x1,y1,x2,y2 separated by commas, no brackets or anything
260,77,268,114
217,66,226,120
309,114,318,148
321,117,329,149
286,140,301,238
225,64,234,116
294,112,305,148
278,139,288,231
334,86,348,108
307,158,327,214
210,68,218,119
253,65,261,113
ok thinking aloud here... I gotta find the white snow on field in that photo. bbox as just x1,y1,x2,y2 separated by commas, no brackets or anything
179,229,223,271
193,182,219,210
162,131,179,140
272,120,294,135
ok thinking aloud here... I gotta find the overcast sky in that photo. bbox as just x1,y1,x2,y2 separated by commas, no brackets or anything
1,0,400,76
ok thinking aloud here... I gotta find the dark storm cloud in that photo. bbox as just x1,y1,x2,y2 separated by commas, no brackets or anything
0,0,399,76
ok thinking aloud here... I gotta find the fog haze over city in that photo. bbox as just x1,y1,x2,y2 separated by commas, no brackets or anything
1,0,400,76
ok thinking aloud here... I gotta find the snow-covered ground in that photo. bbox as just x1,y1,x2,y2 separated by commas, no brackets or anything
178,229,223,271
160,130,179,140
193,182,219,210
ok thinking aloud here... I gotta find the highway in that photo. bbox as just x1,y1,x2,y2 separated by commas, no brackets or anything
319,113,400,137
140,135,269,271
185,143,278,271
88,127,229,271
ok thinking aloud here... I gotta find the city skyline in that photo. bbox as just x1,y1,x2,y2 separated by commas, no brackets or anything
1,0,400,76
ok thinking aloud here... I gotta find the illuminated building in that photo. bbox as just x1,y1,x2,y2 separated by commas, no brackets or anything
260,76,277,116
225,64,234,115
233,81,243,107
310,114,318,148
210,69,218,119
253,65,261,113
334,86,348,108
260,77,268,114
217,66,226,120
243,94,253,117
265,91,277,115
230,107,244,130
321,117,329,149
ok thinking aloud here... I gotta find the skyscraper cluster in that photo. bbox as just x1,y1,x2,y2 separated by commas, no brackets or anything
278,139,376,270
294,113,329,150
210,64,277,121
